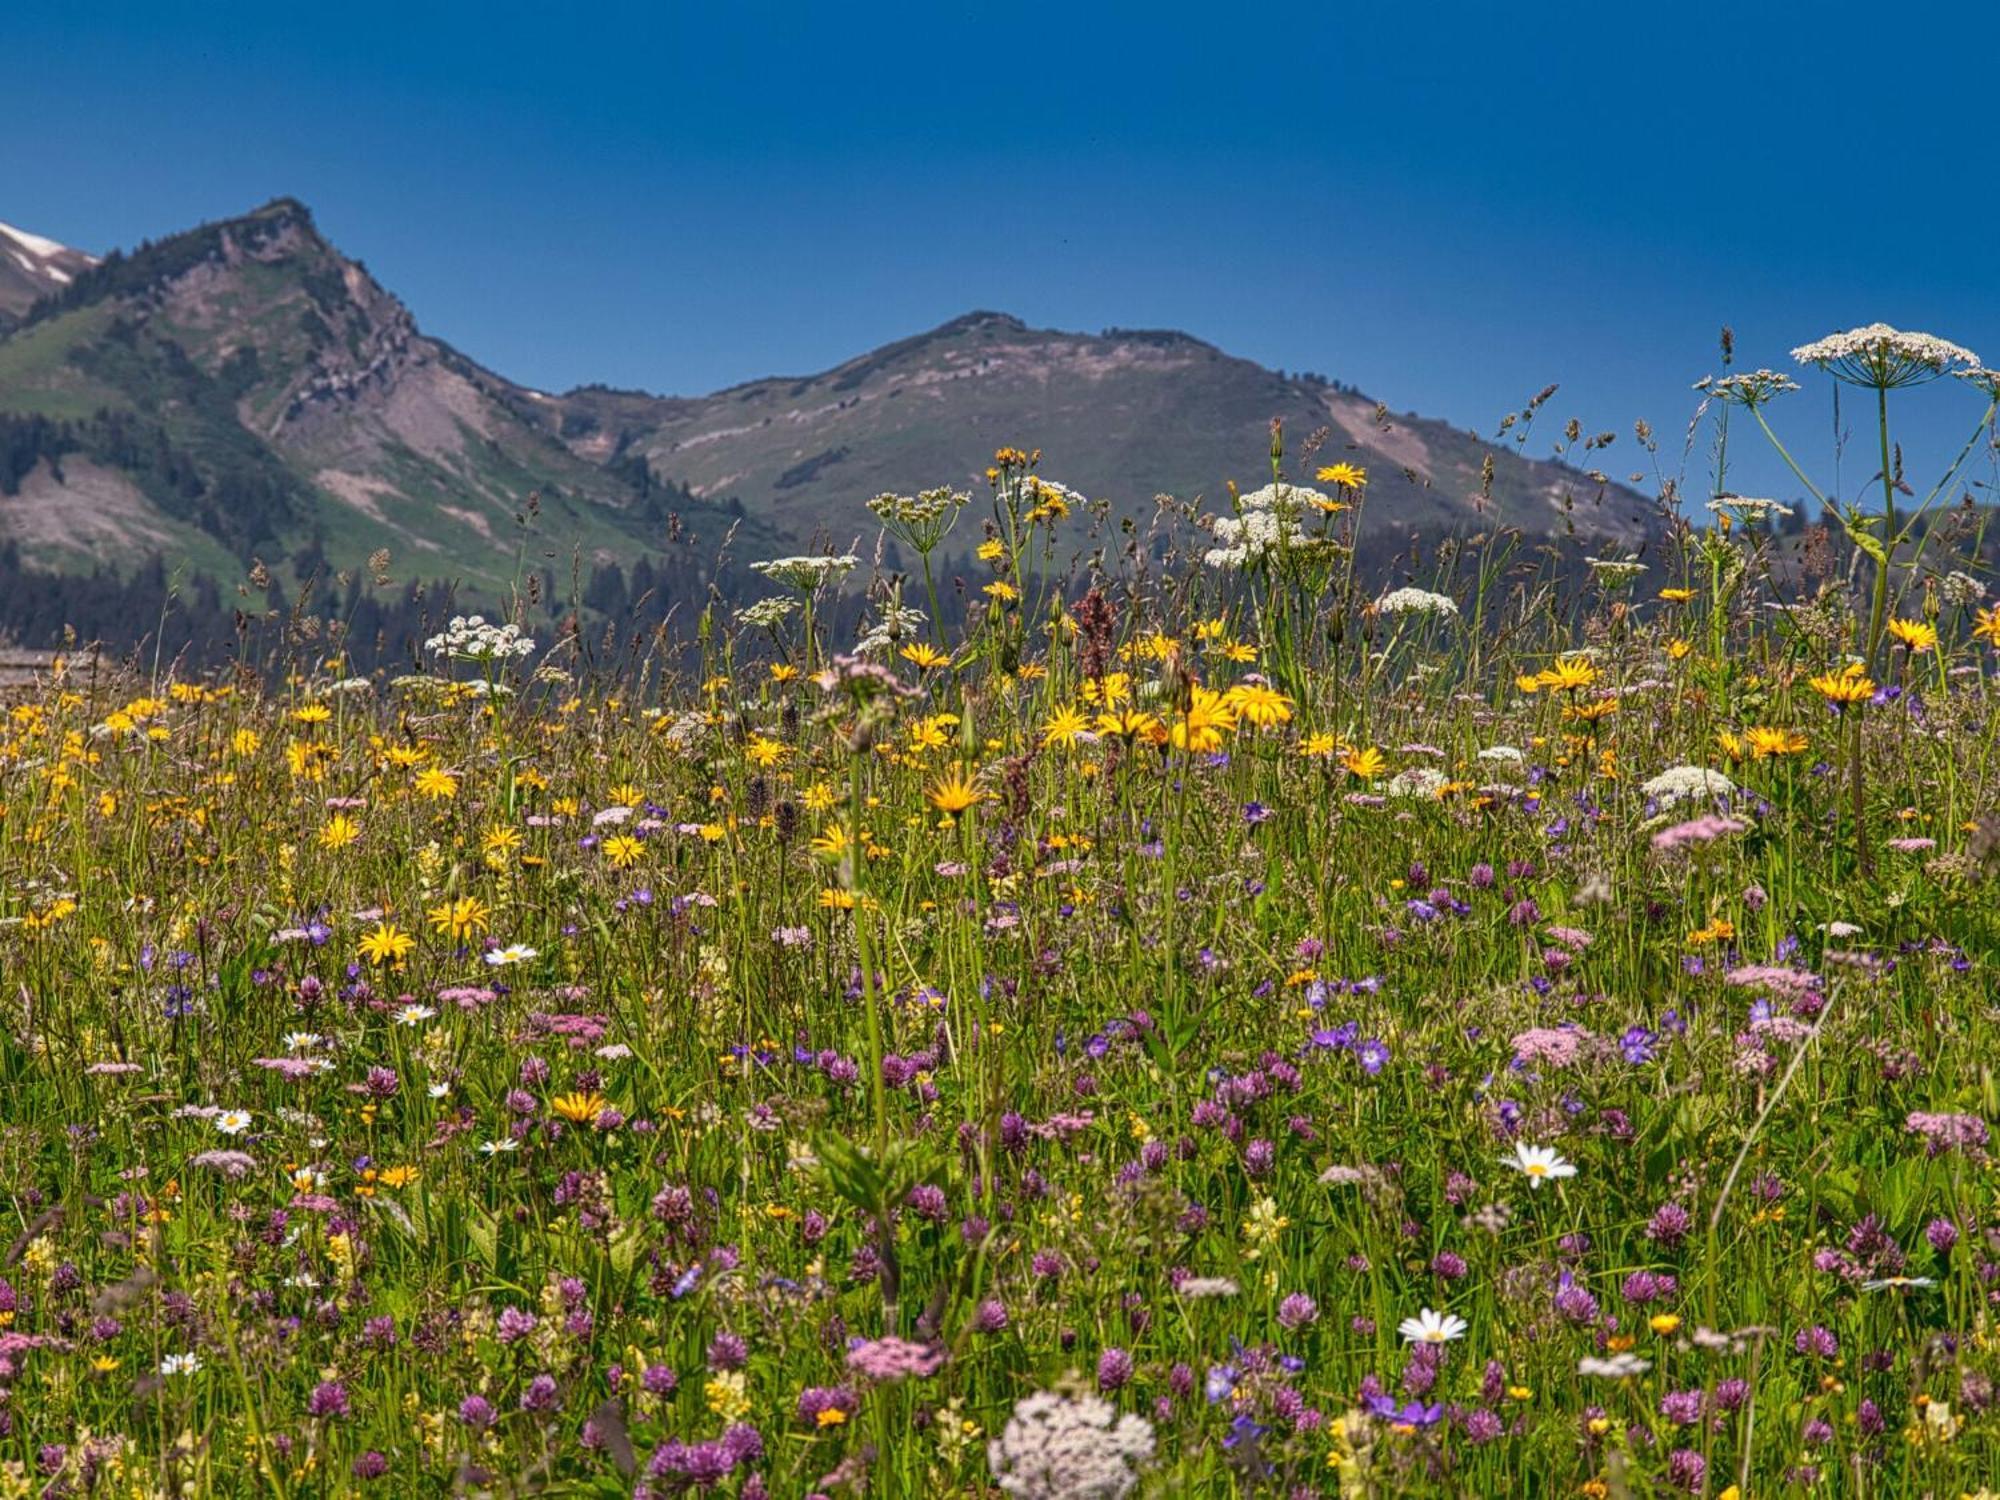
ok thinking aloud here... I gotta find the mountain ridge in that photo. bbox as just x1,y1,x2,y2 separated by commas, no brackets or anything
0,197,1659,599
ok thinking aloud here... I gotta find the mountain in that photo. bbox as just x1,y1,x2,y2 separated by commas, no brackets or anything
0,197,1656,613
0,220,97,323
517,311,1657,555
0,199,778,583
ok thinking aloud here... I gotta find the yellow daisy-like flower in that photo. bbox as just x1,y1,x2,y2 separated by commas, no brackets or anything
1886,617,1938,653
1222,682,1293,728
1300,732,1340,758
744,734,788,768
1974,606,2000,647
318,814,361,851
1040,705,1091,747
358,922,416,967
601,834,645,868
413,767,459,801
927,770,985,817
1808,665,1875,707
1315,462,1368,490
293,703,332,725
1340,745,1387,781
1536,655,1598,693
427,895,492,941
899,642,951,671
1169,687,1238,754
1658,587,1696,602
1745,726,1808,758
550,1091,608,1124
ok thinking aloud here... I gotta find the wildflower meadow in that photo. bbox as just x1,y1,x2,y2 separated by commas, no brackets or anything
6,324,2000,1497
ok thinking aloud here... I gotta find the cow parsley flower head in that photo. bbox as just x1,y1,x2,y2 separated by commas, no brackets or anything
855,601,929,656
1640,765,1735,809
1706,496,1794,524
1694,369,1799,407
1791,324,1979,389
1376,587,1460,618
988,1390,1156,1499
734,596,798,630
1203,483,1345,570
423,615,537,662
750,554,858,593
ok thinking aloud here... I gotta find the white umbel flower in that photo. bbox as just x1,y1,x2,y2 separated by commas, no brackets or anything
749,554,858,592
423,614,536,662
1578,1353,1651,1378
988,1390,1156,1500
1640,764,1735,809
1792,323,1979,388
1376,587,1460,617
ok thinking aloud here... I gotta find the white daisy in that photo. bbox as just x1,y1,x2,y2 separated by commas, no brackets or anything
484,944,539,967
158,1352,202,1377
215,1109,252,1136
480,1138,519,1155
1397,1308,1468,1344
1503,1142,1577,1187
394,1004,438,1026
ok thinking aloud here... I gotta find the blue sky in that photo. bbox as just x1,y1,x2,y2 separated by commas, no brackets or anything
7,0,1998,506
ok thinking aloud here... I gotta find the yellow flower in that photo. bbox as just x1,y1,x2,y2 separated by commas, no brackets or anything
1169,686,1238,754
359,922,416,966
809,823,850,857
1340,745,1387,781
1666,638,1693,660
601,834,645,868
318,814,361,851
900,643,951,671
427,895,492,941
743,734,787,768
1300,732,1340,758
1974,606,2000,647
1536,654,1598,692
1315,462,1368,490
414,767,459,800
976,539,1006,564
1745,726,1808,758
983,580,1020,604
231,728,262,756
928,770,986,817
1887,617,1938,653
1222,682,1293,728
1809,665,1875,707
768,663,800,684
1658,587,1695,602
816,1406,848,1427
705,1371,751,1422
293,703,332,724
1649,1313,1681,1335
1040,705,1090,747
551,1091,608,1124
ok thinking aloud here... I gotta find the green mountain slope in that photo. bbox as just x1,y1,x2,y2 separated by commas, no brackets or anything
519,312,1658,555
0,200,780,587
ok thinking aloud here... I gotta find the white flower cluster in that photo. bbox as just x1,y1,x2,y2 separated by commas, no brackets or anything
1640,764,1735,808
750,554,858,592
735,596,799,630
1387,766,1448,799
855,602,928,655
1705,496,1794,523
1585,556,1647,586
1203,483,1343,570
1792,323,1980,389
988,1391,1156,1500
1940,570,1987,609
423,615,536,662
867,488,965,527
1376,587,1461,618
1694,369,1800,406
1958,368,2000,399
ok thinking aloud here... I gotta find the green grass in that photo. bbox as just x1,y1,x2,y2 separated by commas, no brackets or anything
0,397,1997,1497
